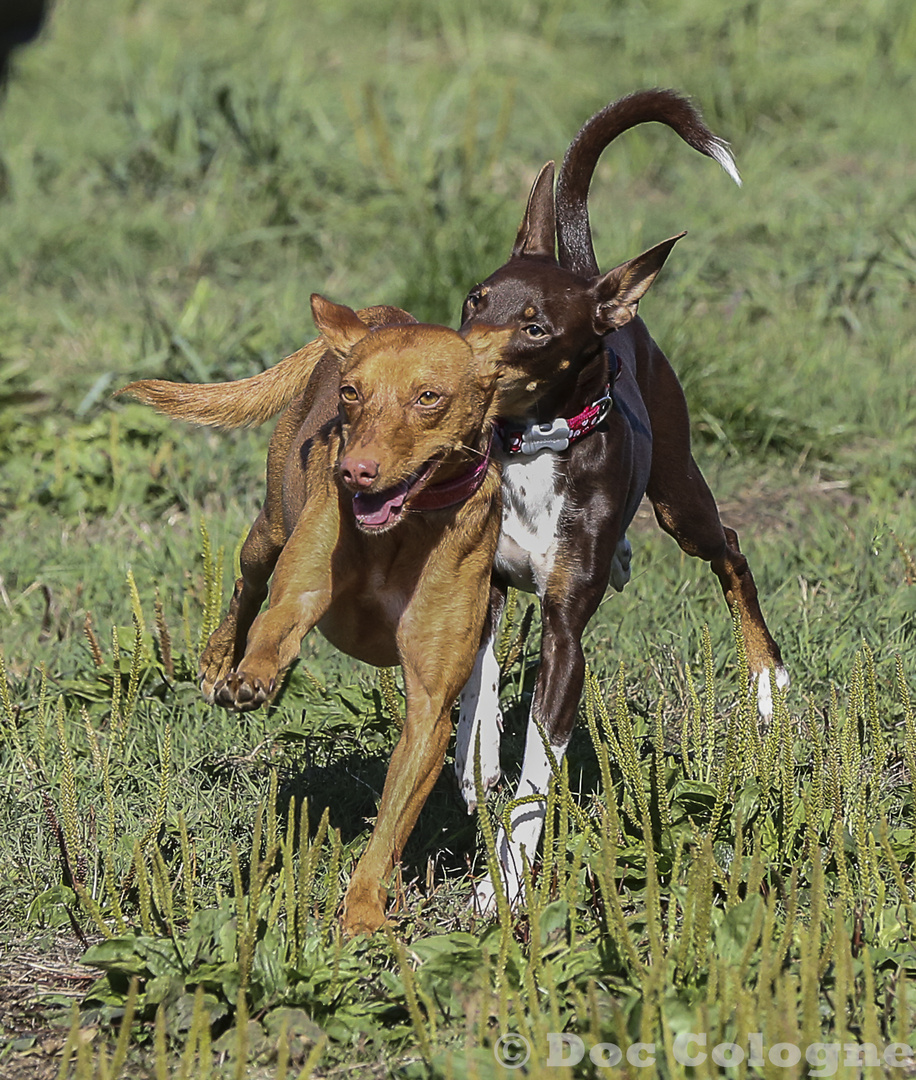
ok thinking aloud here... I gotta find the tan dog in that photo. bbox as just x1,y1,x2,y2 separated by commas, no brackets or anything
127,297,522,933
120,246,675,931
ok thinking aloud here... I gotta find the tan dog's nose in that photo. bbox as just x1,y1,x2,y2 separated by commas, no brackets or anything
340,455,380,489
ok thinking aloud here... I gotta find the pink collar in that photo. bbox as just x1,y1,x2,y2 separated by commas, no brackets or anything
499,383,613,454
408,433,494,512
498,346,619,455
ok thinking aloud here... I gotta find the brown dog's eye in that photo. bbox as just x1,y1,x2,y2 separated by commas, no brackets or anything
416,390,441,406
522,323,547,339
340,386,359,403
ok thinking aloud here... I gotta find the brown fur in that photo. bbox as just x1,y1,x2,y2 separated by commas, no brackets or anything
207,301,518,935
120,242,671,928
469,90,785,695
120,87,784,917
451,90,786,906
118,305,410,429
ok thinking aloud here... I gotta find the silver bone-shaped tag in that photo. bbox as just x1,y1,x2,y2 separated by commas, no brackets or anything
518,417,571,454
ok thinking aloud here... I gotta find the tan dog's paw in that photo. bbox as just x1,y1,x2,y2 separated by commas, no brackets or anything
199,619,242,702
342,882,388,937
213,671,275,712
199,646,235,703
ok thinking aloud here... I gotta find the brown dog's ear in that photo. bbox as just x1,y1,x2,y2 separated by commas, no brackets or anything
511,161,557,259
311,294,371,356
590,232,686,335
462,324,515,387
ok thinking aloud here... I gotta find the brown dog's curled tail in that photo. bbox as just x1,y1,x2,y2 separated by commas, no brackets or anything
117,305,415,428
557,89,740,277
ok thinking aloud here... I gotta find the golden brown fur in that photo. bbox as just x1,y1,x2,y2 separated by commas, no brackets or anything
123,297,521,935
119,240,679,930
118,305,412,429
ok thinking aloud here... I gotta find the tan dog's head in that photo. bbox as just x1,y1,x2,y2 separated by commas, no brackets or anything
312,295,513,533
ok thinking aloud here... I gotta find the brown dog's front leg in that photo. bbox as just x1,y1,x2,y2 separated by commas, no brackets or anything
474,578,602,911
343,569,493,935
213,586,330,710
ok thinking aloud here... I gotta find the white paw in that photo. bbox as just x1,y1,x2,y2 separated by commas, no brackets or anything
457,760,502,815
454,706,502,813
754,665,790,719
470,875,499,915
469,868,524,914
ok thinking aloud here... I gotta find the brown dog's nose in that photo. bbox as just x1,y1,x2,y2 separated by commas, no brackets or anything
340,455,379,489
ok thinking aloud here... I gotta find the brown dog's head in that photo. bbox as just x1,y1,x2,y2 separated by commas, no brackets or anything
459,162,684,413
312,295,513,532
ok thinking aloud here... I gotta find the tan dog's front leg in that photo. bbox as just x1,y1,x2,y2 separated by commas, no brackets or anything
213,602,319,709
200,503,288,700
199,578,251,701
213,502,337,711
342,694,454,935
342,558,493,935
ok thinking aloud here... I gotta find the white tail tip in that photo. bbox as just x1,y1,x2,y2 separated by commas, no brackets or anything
708,137,742,187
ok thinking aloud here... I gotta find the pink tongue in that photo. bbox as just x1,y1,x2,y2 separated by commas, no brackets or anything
352,481,410,528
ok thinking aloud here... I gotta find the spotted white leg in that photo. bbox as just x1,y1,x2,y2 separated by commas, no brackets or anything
471,717,567,913
754,664,791,720
455,632,503,813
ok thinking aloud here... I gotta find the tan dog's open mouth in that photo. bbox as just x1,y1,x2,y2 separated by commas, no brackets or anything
351,460,438,531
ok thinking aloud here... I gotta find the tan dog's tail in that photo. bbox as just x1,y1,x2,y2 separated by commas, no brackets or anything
118,304,415,429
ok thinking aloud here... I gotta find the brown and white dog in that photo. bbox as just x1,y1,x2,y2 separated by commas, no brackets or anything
452,90,787,909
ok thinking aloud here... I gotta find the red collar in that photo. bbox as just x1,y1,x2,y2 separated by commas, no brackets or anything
407,433,494,512
499,383,613,454
497,348,619,455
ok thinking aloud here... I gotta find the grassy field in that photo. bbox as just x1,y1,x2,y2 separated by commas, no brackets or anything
1,0,915,1075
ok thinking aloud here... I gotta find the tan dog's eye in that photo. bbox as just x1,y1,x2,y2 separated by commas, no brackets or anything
340,386,359,404
416,390,441,406
522,323,547,339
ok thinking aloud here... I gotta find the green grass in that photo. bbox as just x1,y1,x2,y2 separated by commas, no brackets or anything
1,0,916,1075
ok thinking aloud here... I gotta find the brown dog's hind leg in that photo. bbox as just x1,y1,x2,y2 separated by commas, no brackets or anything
641,347,786,713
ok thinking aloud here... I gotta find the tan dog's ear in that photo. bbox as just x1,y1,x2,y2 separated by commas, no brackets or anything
461,323,515,372
463,324,529,413
590,232,686,335
511,161,557,260
311,294,371,356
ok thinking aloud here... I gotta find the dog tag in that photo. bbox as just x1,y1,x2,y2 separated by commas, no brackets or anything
518,417,571,454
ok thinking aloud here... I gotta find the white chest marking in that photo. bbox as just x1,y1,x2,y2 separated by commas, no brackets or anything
495,450,565,596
